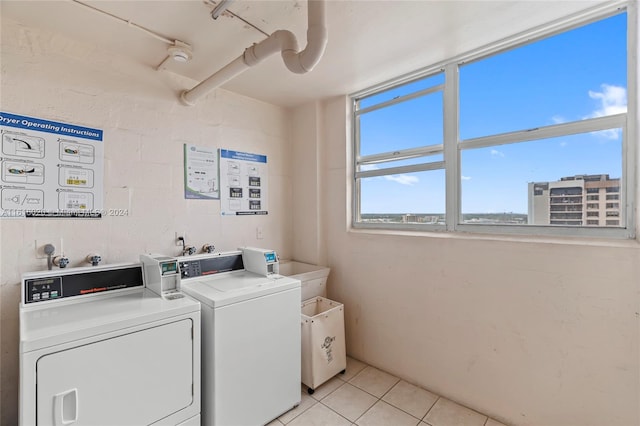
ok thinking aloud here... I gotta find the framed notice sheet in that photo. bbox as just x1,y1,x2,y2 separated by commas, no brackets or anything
0,111,103,218
184,144,219,199
219,149,268,216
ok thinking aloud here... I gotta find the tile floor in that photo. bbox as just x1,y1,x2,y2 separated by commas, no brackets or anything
269,357,508,426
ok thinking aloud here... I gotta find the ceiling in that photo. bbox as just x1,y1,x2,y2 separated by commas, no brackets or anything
1,0,607,107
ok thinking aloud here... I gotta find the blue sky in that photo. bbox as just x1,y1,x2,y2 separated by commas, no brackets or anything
360,11,627,215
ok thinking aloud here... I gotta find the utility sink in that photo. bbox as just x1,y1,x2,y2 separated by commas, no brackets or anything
278,260,330,301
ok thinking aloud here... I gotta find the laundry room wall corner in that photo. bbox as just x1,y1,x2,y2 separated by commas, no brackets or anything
0,17,294,425
291,101,326,265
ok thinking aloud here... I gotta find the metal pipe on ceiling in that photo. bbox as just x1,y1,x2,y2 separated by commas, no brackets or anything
211,0,234,20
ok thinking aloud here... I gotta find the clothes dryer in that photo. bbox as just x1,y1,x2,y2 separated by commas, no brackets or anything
19,262,201,426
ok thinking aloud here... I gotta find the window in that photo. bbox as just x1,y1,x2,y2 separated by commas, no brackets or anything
352,4,633,238
354,72,446,225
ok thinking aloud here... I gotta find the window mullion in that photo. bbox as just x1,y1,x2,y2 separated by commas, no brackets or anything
443,63,459,231
355,84,444,116
627,1,638,238
459,114,626,150
356,161,445,179
353,99,361,225
358,144,444,165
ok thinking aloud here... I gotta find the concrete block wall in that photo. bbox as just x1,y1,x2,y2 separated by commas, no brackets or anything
0,18,294,424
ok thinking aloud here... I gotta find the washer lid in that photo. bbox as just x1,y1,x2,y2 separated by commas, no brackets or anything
180,270,300,308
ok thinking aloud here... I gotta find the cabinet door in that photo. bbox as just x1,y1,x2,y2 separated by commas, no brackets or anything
37,319,193,426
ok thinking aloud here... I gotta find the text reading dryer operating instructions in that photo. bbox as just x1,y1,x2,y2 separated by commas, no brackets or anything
0,112,104,218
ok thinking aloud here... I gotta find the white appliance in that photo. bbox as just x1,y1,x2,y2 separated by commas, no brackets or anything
19,262,201,426
179,248,301,426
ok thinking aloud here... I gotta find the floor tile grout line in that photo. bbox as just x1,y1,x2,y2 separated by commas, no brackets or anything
349,361,447,421
279,390,320,424
323,375,436,425
378,390,431,423
319,399,365,425
375,398,426,424
309,358,500,426
421,396,441,422
342,366,443,424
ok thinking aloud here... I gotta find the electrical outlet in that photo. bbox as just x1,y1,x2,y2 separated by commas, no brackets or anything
35,239,63,259
175,231,186,246
256,226,263,240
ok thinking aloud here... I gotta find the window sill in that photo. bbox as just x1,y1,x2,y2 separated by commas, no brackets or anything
349,225,640,249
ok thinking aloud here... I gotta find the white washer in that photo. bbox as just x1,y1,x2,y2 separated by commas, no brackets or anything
179,251,301,426
19,263,201,426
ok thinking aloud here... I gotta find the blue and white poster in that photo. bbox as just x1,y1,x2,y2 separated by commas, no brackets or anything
184,144,219,200
219,149,268,216
0,112,104,218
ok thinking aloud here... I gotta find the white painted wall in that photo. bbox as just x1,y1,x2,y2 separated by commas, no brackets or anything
0,19,294,424
291,102,330,265
289,97,640,426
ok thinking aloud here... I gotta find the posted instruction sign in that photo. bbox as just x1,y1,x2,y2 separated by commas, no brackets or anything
219,149,268,216
184,144,219,200
0,112,104,218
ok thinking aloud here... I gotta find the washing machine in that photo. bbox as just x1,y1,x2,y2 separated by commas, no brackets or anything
178,248,301,426
19,261,201,426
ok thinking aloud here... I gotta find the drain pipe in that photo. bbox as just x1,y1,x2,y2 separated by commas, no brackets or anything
180,0,327,106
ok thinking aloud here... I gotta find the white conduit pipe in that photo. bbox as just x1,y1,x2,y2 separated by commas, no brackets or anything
180,0,327,106
71,0,175,45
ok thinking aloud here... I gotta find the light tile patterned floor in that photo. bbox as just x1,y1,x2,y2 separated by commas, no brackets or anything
268,357,509,426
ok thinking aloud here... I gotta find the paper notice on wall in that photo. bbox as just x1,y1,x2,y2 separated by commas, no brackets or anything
219,149,268,216
0,111,104,218
184,144,219,199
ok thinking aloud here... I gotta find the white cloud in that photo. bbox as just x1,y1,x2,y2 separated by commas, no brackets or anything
588,84,627,117
559,141,568,147
461,175,472,181
586,84,627,140
384,174,419,185
490,149,505,158
360,165,418,186
551,115,566,124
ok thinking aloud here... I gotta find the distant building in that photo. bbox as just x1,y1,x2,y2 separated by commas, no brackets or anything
528,174,621,226
402,214,419,223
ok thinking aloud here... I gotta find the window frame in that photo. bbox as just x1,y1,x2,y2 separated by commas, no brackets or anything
351,0,635,239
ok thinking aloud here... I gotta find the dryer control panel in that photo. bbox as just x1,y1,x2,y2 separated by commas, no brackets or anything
22,265,143,304
25,277,62,302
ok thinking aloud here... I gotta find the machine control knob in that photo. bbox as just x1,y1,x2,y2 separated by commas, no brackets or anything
202,244,215,254
53,256,69,268
86,254,102,266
